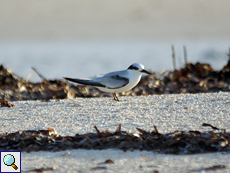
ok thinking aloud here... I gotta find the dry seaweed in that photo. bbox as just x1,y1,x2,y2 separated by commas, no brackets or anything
0,124,229,154
0,101,14,108
26,167,55,173
1,60,230,101
190,165,226,172
90,166,107,171
98,159,114,165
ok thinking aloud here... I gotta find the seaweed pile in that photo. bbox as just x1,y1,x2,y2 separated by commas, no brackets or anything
0,65,108,101
0,124,229,154
0,60,230,101
136,61,230,95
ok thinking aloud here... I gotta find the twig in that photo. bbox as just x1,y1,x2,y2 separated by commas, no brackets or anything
26,72,36,82
153,70,168,80
171,45,176,70
116,124,121,132
183,45,188,65
229,47,230,60
31,67,47,81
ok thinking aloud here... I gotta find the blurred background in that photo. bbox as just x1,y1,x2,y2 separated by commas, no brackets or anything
0,0,230,81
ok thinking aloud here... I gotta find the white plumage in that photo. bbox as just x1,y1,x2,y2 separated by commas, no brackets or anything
64,63,151,101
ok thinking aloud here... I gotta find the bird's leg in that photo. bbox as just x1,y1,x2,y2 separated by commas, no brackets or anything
112,93,119,101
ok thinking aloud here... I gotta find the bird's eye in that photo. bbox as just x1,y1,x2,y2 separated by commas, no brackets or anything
128,65,139,70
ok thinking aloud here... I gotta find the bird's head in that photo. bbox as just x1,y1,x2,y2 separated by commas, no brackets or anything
127,63,151,75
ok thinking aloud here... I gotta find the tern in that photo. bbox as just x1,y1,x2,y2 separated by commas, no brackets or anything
64,63,151,101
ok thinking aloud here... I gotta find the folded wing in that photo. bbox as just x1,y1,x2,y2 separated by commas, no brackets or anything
93,74,129,89
64,70,129,89
64,77,105,87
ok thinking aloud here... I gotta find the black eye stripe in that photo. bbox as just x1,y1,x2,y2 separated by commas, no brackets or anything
128,65,139,70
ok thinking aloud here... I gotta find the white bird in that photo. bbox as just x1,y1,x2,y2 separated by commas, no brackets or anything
64,63,151,101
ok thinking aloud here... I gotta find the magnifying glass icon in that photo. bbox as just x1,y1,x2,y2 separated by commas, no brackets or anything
3,154,18,170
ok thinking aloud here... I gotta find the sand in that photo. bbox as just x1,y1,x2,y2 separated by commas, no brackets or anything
1,92,230,172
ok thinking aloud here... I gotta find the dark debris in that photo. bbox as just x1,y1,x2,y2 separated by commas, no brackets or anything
190,165,227,172
0,100,14,107
90,166,107,171
1,60,230,101
26,167,55,173
0,124,229,154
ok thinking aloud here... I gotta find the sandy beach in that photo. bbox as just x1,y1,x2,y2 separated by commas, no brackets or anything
1,1,230,172
1,92,230,172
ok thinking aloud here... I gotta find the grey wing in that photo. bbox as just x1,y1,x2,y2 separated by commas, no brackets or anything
64,77,106,87
92,71,129,89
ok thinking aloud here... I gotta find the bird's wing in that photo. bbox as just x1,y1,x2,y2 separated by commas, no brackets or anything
64,77,105,87
92,70,129,89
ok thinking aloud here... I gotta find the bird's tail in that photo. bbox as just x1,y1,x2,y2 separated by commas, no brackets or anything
64,77,105,87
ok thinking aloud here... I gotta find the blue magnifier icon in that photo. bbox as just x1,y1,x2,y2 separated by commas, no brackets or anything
3,154,18,170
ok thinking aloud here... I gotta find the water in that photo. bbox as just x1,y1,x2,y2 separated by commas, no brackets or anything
0,39,229,82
